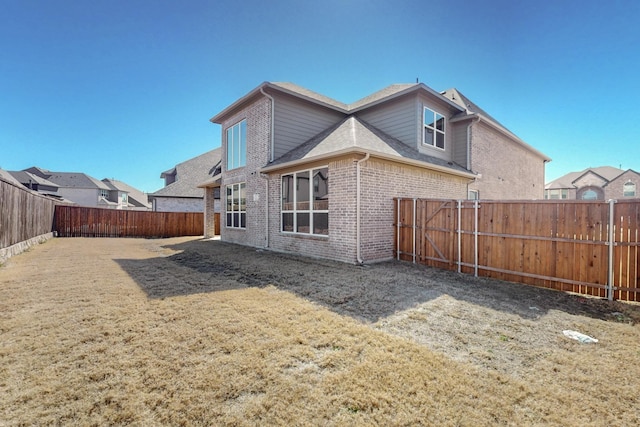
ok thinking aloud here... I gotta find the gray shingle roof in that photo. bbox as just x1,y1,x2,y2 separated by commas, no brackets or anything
101,178,151,209
7,170,59,189
546,166,625,189
40,171,110,190
268,116,470,174
150,148,222,198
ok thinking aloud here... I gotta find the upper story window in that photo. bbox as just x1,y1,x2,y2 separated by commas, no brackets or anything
623,181,636,197
581,189,598,200
281,167,328,236
423,107,445,150
226,119,246,170
99,189,109,199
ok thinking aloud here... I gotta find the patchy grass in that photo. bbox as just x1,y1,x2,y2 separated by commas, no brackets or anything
1,237,639,426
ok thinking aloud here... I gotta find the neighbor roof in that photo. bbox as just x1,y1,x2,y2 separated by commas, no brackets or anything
102,178,151,209
262,116,474,178
7,170,59,189
150,148,222,198
33,171,109,190
545,166,625,189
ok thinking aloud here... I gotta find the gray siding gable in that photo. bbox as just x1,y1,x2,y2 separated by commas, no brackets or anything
356,95,418,148
273,93,345,160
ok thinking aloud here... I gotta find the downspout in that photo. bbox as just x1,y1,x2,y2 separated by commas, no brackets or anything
356,152,370,264
260,87,275,163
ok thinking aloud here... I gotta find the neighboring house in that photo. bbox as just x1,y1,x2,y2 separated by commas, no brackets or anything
10,167,146,209
148,148,222,212
102,178,151,210
202,81,550,264
545,166,640,200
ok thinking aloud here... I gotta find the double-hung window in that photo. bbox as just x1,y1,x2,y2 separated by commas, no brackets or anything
623,182,636,197
282,167,328,235
226,119,246,170
226,183,246,229
423,107,445,149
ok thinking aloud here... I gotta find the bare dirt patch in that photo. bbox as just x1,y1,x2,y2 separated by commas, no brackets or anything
1,237,639,426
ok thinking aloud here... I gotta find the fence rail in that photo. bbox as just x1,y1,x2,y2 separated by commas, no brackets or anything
394,198,640,302
54,206,204,238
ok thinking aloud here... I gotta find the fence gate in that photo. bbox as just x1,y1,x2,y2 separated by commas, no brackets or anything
395,199,457,268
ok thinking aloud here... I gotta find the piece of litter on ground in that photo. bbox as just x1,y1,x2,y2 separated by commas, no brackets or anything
529,306,539,311
563,330,598,344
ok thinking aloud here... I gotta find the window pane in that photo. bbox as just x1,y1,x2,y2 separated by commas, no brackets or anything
240,120,247,167
313,213,328,235
297,213,310,233
424,128,434,146
239,183,246,211
424,108,435,128
313,168,329,210
435,113,445,132
282,213,294,232
226,186,233,211
227,128,234,169
282,174,294,210
240,213,246,228
226,213,232,227
436,131,445,149
233,212,239,227
296,171,310,210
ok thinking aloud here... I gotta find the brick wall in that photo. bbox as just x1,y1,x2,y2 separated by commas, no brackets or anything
468,121,546,200
218,97,271,248
359,158,469,262
153,197,204,212
604,170,640,200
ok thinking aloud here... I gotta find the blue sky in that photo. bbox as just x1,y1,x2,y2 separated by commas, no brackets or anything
1,0,639,193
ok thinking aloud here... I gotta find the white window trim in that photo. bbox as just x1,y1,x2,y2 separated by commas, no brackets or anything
423,106,445,150
281,167,329,236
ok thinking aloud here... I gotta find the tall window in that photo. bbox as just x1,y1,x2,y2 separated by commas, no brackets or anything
623,181,636,197
226,119,246,170
282,167,328,235
226,183,246,229
423,107,445,149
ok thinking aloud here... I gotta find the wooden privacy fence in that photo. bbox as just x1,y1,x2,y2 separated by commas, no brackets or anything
55,206,204,238
1,177,60,249
394,198,640,302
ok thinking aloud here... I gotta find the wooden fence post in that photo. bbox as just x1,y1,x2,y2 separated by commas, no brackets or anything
607,199,616,301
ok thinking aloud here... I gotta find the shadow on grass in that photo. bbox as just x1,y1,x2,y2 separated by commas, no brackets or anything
116,238,639,324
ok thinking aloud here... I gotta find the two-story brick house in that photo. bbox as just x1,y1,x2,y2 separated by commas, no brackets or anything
202,82,550,263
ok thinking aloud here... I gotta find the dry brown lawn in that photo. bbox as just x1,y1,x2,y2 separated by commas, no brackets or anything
1,237,639,426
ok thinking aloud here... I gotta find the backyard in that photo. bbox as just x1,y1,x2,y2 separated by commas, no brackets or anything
1,236,639,426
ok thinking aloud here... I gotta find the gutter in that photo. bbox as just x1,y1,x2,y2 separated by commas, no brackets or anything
356,153,370,264
260,147,476,179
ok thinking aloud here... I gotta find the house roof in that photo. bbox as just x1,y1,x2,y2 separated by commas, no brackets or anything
150,148,222,198
262,116,474,178
0,168,25,187
41,171,111,190
101,178,151,209
545,166,625,189
211,81,465,124
443,88,551,162
7,170,60,189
